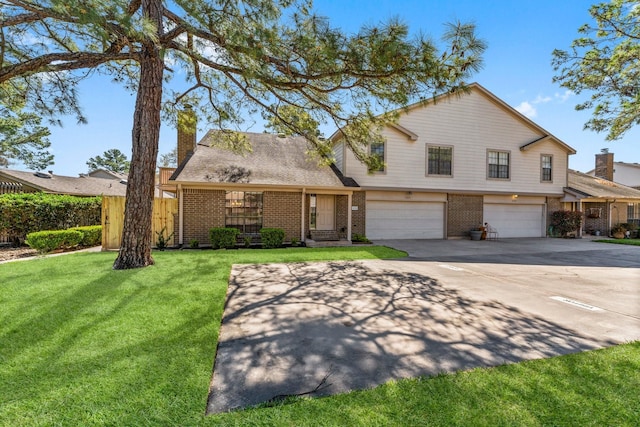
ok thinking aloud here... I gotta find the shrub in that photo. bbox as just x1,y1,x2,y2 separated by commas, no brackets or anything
550,210,583,237
26,230,83,253
260,228,285,249
352,233,371,243
155,226,174,251
0,193,101,243
189,239,199,249
209,227,239,249
68,225,102,247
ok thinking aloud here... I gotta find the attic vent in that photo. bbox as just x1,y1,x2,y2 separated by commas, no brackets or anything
277,133,286,138
34,172,52,179
120,179,128,185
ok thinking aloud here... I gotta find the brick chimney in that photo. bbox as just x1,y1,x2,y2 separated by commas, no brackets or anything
594,149,614,181
177,105,196,166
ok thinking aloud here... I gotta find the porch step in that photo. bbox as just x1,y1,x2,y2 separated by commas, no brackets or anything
309,230,340,241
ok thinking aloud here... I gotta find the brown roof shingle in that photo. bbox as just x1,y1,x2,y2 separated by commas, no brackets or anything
172,131,358,188
567,169,640,200
0,169,128,196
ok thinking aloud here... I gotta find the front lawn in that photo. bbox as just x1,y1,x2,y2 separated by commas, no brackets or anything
594,238,640,246
1,247,638,426
0,247,403,426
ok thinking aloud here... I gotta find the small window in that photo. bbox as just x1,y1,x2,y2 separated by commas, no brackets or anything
427,145,453,176
225,191,263,235
541,154,553,182
488,150,510,179
369,141,385,172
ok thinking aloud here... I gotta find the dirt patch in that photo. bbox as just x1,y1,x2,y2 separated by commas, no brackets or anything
0,246,38,262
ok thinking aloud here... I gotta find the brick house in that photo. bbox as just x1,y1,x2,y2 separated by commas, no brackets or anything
166,129,361,246
165,83,582,244
564,169,640,236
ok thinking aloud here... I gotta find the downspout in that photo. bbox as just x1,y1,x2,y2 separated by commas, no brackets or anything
178,184,183,246
301,188,306,243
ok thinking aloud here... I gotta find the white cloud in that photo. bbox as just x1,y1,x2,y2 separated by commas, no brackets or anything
515,101,537,118
532,94,552,104
555,90,573,103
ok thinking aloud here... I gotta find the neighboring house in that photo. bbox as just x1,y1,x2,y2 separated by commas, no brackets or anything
166,83,578,244
331,83,576,239
564,169,640,235
87,169,129,181
0,169,128,196
586,151,640,190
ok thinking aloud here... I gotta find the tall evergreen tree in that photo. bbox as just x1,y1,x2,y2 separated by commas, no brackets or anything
87,148,130,173
1,0,485,269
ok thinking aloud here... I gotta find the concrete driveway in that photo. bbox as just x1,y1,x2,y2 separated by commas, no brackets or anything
207,238,640,413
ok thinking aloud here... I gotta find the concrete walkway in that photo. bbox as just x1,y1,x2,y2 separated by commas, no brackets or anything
207,238,640,413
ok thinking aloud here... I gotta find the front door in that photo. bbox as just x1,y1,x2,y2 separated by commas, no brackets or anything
316,195,335,230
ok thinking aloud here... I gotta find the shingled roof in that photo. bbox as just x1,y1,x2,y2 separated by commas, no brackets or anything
566,169,640,200
0,169,128,197
171,131,358,189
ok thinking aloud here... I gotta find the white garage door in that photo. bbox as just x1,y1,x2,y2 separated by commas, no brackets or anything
367,201,444,239
483,204,544,238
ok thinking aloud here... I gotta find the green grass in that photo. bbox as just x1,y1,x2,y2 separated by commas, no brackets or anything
1,247,638,426
594,238,640,246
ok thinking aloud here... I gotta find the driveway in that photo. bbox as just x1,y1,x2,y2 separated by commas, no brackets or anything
207,238,640,413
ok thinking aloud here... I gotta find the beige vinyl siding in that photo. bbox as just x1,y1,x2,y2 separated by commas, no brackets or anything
343,89,568,195
332,141,345,173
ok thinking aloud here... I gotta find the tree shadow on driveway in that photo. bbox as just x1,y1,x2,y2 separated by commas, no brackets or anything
207,261,613,414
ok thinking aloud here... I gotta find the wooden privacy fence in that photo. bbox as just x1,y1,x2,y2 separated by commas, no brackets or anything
102,196,178,251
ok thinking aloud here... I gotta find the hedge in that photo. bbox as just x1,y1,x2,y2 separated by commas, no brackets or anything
0,193,101,243
209,227,239,249
260,228,285,249
68,225,102,247
26,230,83,253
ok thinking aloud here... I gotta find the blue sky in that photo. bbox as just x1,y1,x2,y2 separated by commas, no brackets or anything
17,0,638,176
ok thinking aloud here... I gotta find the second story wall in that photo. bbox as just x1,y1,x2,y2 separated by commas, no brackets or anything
341,86,571,195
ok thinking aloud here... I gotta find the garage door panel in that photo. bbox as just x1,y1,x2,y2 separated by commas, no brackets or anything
483,204,544,238
367,201,444,239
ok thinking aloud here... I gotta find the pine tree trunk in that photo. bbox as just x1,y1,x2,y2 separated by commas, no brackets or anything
113,0,164,270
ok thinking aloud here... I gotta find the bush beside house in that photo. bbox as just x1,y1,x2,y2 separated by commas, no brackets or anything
0,193,101,244
209,227,239,249
25,225,102,253
260,228,285,248
550,210,583,237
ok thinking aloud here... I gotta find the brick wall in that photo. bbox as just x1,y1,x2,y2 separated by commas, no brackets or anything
583,201,608,235
263,191,301,242
447,194,483,237
336,195,348,238
182,188,364,244
183,188,225,245
595,153,614,181
351,191,366,237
